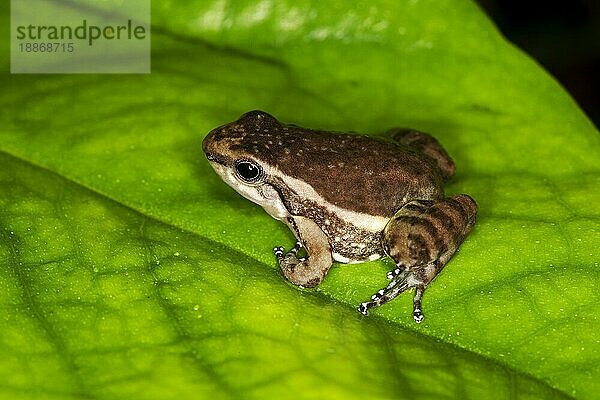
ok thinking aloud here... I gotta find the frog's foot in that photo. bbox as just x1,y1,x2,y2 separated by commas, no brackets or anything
358,271,426,323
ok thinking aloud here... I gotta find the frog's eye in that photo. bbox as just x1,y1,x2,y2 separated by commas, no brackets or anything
234,160,263,183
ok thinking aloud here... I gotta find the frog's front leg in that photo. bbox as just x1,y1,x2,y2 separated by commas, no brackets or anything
273,216,333,288
359,195,477,322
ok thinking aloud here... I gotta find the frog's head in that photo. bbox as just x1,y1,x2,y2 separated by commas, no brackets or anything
203,110,288,217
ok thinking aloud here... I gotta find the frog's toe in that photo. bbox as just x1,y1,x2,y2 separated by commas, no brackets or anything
289,241,302,255
413,308,424,323
273,246,285,259
357,302,370,316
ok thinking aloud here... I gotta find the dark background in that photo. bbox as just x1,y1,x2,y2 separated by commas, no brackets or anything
476,0,599,127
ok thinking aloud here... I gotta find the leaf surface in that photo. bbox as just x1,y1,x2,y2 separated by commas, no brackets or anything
1,1,599,399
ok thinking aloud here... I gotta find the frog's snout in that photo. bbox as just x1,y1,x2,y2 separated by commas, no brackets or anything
202,130,228,166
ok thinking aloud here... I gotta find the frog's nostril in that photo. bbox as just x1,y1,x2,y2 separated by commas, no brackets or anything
204,152,227,165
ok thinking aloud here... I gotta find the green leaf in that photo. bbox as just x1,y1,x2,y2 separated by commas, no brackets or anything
1,1,598,399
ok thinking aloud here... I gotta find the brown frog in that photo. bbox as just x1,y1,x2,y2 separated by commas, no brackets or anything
203,111,477,322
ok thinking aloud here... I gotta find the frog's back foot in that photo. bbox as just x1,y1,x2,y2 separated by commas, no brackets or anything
387,128,456,181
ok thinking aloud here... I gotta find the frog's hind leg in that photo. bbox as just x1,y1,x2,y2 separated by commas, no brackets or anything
358,195,477,322
387,128,456,181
